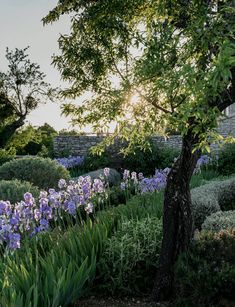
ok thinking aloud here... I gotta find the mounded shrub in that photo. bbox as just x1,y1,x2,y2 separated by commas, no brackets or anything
0,179,40,203
191,176,235,228
175,229,235,306
0,157,71,190
202,210,235,233
95,216,162,295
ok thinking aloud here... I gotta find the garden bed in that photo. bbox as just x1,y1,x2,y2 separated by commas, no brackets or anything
77,297,168,306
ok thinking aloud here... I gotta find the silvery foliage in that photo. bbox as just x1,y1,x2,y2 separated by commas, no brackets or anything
202,210,235,233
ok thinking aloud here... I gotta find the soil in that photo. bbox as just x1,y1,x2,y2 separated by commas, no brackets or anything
76,296,235,306
77,297,169,307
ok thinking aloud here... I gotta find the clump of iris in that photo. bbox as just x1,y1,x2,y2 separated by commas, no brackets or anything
0,168,110,251
55,156,84,169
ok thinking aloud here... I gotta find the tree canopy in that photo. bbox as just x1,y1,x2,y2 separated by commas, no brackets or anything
44,0,235,300
44,0,235,152
0,47,55,148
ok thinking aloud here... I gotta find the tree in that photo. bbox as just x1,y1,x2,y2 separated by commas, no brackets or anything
7,123,58,157
44,0,235,301
0,47,55,148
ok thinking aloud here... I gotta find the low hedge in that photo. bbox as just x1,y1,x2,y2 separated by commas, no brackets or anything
0,157,71,190
0,179,40,203
191,176,235,228
202,210,235,233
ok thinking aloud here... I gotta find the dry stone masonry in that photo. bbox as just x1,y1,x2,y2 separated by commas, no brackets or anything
53,104,235,157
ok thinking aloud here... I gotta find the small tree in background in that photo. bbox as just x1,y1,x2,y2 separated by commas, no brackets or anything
0,47,56,148
44,0,235,300
6,123,57,157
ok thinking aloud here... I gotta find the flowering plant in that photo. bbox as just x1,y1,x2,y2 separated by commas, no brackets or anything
55,155,84,169
0,169,110,251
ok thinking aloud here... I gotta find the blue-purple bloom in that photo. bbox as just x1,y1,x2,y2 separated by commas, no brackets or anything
104,167,110,177
8,233,21,250
55,156,84,169
67,201,76,215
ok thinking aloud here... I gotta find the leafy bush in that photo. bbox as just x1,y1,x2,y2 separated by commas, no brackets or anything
0,148,15,166
202,211,235,233
122,143,180,175
95,216,162,295
81,152,111,173
175,229,235,307
217,143,235,176
11,123,57,158
0,179,40,203
0,157,70,189
191,176,235,228
81,143,179,176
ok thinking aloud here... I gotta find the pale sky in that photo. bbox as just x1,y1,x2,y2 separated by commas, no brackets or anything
0,0,76,131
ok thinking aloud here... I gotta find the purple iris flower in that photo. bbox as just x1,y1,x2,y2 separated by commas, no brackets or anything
39,218,49,231
8,233,21,250
67,201,76,215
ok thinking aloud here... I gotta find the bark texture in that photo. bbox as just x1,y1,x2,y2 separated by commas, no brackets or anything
151,131,200,301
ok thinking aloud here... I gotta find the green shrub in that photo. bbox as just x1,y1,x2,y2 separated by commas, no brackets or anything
95,216,162,295
122,143,180,175
0,148,15,166
217,143,235,176
0,179,40,203
81,152,111,172
175,229,235,307
0,157,70,190
191,176,235,228
82,143,180,176
202,211,235,233
108,185,126,206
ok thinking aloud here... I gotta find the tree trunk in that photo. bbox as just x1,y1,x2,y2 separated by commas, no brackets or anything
0,116,25,148
151,131,200,301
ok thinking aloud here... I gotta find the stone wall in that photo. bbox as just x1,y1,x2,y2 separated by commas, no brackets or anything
53,134,183,157
53,135,105,157
53,108,235,157
218,115,235,137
